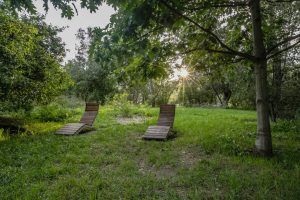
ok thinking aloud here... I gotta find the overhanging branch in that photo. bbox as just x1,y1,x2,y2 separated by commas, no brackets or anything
206,48,255,60
182,48,255,60
183,0,248,11
267,40,300,60
267,33,300,55
159,0,255,61
266,0,300,3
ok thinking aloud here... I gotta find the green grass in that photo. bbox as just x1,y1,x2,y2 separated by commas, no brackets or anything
0,106,299,199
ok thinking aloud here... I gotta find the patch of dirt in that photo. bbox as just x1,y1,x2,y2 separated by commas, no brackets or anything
116,116,148,125
137,147,210,179
179,147,210,168
138,160,176,178
155,166,176,178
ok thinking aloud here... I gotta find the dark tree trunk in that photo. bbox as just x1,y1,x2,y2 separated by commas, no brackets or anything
211,83,224,106
269,53,283,122
149,80,158,107
151,100,156,107
249,0,273,156
223,83,232,107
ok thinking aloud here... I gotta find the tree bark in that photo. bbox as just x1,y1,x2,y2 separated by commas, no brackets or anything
249,0,273,156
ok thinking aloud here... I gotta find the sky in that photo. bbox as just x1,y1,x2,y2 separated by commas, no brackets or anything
34,1,115,62
34,1,186,79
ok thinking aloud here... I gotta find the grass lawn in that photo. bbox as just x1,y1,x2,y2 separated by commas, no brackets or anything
0,106,299,199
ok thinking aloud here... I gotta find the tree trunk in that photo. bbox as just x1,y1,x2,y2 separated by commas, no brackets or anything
211,83,224,106
249,0,273,156
223,83,232,107
269,52,282,122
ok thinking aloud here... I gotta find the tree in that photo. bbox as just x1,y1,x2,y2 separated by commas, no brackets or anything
66,60,116,103
0,12,70,111
65,29,116,103
6,0,300,157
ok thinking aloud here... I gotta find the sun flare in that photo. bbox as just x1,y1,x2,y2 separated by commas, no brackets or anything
179,68,189,78
171,67,190,80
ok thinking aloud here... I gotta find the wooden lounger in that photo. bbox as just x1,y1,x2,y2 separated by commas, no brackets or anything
142,104,176,140
55,103,99,135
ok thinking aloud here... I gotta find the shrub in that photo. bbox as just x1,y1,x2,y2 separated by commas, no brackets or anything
111,93,133,117
130,105,154,117
30,103,72,122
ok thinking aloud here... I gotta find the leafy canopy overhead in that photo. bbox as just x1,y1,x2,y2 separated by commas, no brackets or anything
3,0,116,18
4,0,300,61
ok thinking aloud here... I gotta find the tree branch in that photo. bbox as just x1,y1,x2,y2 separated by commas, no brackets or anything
180,46,254,62
267,40,300,60
205,48,256,60
266,0,300,3
267,33,300,55
159,0,255,61
181,47,202,55
183,1,248,11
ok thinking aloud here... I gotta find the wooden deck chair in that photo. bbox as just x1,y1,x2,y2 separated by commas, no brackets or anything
142,104,176,140
55,103,99,135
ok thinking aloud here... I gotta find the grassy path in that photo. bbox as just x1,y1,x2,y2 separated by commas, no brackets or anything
0,107,299,199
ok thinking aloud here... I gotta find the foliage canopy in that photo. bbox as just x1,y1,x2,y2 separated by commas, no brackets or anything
0,13,71,111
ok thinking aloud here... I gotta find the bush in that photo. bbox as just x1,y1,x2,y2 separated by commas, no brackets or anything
130,104,154,117
30,103,72,122
111,93,133,117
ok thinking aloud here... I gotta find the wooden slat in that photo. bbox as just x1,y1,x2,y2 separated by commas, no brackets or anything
80,103,99,125
55,103,99,136
85,103,99,111
55,123,87,135
147,126,170,131
142,105,176,140
142,125,171,140
145,133,168,136
145,131,168,135
80,111,98,126
158,104,175,128
145,132,169,135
